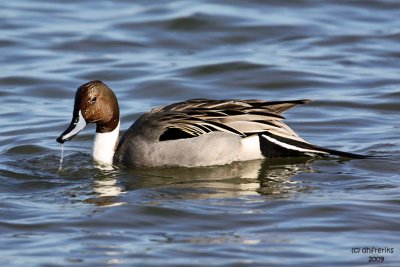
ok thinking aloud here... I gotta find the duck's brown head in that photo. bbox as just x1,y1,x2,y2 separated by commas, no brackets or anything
56,80,120,143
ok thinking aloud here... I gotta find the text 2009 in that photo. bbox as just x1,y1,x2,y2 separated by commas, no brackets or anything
369,256,384,263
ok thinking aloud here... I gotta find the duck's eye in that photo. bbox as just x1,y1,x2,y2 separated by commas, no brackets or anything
90,97,97,103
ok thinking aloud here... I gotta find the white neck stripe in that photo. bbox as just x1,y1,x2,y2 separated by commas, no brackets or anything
92,121,120,165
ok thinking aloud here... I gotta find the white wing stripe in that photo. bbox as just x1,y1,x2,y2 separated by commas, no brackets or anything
261,134,328,155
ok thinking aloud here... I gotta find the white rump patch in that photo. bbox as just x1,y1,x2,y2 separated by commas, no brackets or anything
240,135,263,160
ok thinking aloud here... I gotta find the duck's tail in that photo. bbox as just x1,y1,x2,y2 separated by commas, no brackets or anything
259,132,369,159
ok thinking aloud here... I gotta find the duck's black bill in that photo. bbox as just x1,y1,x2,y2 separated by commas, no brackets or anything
56,123,77,143
56,111,87,144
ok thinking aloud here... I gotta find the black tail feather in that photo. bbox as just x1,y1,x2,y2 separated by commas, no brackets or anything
259,132,369,159
308,145,369,159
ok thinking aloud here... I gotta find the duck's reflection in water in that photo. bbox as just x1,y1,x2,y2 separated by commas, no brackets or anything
256,158,316,196
85,157,319,206
85,167,127,207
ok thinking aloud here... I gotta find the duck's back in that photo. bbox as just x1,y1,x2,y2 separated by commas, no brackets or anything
114,98,365,167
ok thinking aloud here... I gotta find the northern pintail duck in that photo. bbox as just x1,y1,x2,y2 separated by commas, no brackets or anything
57,80,365,167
